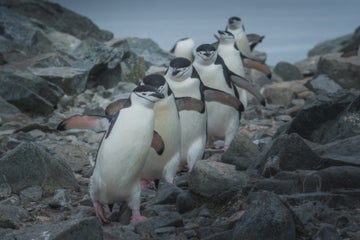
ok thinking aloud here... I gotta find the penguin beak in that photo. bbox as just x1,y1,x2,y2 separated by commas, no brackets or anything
218,30,225,35
172,68,180,76
151,92,165,99
204,51,212,57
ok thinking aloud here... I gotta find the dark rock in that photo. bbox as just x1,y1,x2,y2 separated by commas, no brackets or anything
312,223,341,240
0,96,21,115
1,217,103,240
281,89,360,143
189,160,248,198
232,191,296,240
0,68,64,114
0,0,113,42
259,133,324,176
273,61,303,81
134,212,184,237
318,166,360,191
202,230,233,240
176,190,195,214
0,142,79,194
221,133,260,170
148,183,182,205
317,54,360,89
306,74,343,95
29,67,88,95
0,204,30,229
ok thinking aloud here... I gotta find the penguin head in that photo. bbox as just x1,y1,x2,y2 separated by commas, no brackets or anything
132,84,164,104
167,57,192,81
227,16,244,31
138,74,171,97
194,44,217,64
218,30,235,42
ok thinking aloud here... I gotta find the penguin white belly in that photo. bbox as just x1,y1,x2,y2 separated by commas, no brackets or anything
179,110,207,169
195,65,234,95
218,47,246,77
141,98,181,182
206,101,239,144
90,107,154,204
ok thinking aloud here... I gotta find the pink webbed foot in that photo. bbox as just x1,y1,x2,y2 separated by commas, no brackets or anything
140,179,154,189
130,209,146,223
222,145,229,152
93,201,110,224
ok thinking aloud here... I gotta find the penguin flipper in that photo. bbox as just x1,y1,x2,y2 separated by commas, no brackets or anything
175,97,205,113
152,131,165,155
230,74,266,106
243,58,272,79
247,33,265,50
204,87,244,112
105,99,128,116
57,115,110,133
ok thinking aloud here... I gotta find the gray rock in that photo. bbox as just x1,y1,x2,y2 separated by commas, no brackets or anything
19,185,42,202
273,61,302,81
1,217,103,240
232,191,296,240
318,166,360,191
0,68,64,115
0,142,79,194
221,133,260,170
48,189,72,210
29,67,88,95
189,160,249,198
0,203,30,229
282,89,360,143
148,183,182,205
259,133,324,176
294,55,321,76
317,54,360,89
312,223,341,240
134,212,184,237
176,190,195,214
1,0,113,42
307,74,343,95
0,96,21,115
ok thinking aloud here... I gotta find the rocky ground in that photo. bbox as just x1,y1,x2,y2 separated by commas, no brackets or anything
1,0,360,239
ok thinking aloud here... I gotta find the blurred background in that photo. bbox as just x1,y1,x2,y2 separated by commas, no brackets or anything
51,0,359,65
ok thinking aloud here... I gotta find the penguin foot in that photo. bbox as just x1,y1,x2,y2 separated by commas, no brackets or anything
140,179,154,189
130,209,146,223
93,201,110,224
222,145,229,152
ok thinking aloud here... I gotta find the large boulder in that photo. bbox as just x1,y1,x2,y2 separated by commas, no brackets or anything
0,142,79,195
232,191,296,240
273,61,303,81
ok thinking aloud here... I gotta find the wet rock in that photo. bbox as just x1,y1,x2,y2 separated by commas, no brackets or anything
317,54,360,89
232,191,296,240
273,61,303,81
189,160,249,198
0,142,79,194
306,74,343,95
221,133,260,170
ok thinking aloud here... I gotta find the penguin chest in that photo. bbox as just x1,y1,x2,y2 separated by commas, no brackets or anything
196,65,231,93
218,48,245,76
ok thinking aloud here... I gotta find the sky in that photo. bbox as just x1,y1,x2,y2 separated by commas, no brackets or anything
51,0,360,66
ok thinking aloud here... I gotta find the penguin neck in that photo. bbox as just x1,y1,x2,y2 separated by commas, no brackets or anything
130,94,156,109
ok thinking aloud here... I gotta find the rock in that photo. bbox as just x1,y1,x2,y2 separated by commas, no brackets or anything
0,204,30,229
317,54,360,89
308,34,353,57
48,189,72,210
148,183,182,205
189,160,249,198
29,67,88,95
306,74,343,95
221,133,260,170
0,96,21,115
19,185,43,202
0,68,64,115
134,212,184,237
273,61,303,81
259,133,324,176
0,0,113,42
312,223,341,240
176,190,195,214
282,89,360,143
318,166,360,191
0,142,79,194
232,191,296,240
294,55,321,76
1,217,103,240
262,79,314,107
